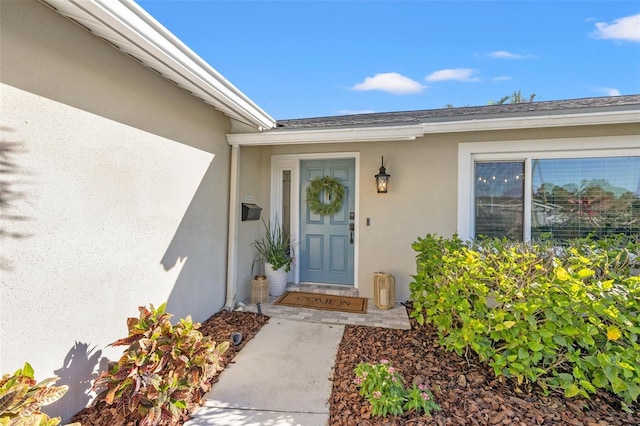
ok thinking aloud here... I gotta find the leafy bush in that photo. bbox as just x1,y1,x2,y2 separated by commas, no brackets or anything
354,360,440,418
0,362,79,426
92,303,229,426
410,234,640,410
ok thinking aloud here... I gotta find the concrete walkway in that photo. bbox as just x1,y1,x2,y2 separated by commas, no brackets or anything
184,318,345,426
185,284,412,425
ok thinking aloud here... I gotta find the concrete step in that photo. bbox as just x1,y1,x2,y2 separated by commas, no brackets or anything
286,283,359,297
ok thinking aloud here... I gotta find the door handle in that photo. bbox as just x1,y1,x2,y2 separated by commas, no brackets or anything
349,223,354,244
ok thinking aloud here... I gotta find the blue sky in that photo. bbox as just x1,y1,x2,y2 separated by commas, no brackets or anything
137,1,640,120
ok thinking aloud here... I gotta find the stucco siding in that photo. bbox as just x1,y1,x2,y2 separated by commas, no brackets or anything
255,141,456,301
247,122,639,302
234,146,269,303
1,2,230,421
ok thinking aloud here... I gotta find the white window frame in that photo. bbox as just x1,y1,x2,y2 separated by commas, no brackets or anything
458,136,640,241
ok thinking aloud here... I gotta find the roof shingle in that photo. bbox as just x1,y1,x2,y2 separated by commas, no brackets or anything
274,95,640,131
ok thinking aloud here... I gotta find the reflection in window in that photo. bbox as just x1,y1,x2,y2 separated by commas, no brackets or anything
282,170,291,241
474,162,525,240
531,157,640,240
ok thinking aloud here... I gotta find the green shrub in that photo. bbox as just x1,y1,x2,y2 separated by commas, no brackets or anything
92,303,229,426
410,234,640,410
354,360,440,418
0,362,79,426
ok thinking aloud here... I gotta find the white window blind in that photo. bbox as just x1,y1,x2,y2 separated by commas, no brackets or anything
474,161,525,240
531,156,640,240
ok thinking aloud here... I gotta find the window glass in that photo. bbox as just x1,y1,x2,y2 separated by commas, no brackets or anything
474,162,525,240
282,170,291,241
531,157,640,240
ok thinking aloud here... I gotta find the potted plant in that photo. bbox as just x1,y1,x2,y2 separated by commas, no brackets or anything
252,219,293,296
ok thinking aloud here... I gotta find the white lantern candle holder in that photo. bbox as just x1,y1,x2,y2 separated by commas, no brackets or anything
373,272,395,310
251,275,269,305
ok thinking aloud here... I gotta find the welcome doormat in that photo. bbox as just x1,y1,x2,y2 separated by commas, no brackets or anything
274,291,367,314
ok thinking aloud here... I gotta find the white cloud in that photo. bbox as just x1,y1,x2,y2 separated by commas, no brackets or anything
488,51,531,59
338,109,376,115
493,76,512,81
593,13,640,42
350,72,425,94
425,68,479,82
594,86,621,96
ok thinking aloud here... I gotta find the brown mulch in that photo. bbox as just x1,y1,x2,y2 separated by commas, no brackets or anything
71,307,639,425
70,310,269,426
329,304,640,426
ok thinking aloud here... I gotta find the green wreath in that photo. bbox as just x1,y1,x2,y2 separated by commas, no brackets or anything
306,176,345,216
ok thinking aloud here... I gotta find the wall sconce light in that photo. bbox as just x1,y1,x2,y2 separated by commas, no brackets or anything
375,156,390,193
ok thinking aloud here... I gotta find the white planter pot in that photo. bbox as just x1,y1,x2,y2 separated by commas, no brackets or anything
265,263,288,296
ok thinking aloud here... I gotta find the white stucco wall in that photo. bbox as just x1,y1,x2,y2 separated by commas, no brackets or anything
255,142,456,302
234,146,270,303
248,123,639,302
1,2,231,421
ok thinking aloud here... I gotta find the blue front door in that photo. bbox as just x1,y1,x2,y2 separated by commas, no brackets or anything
299,159,355,285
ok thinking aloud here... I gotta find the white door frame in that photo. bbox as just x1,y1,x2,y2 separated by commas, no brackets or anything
271,152,360,287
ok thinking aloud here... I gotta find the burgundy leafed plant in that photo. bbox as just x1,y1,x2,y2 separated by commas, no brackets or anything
92,303,229,426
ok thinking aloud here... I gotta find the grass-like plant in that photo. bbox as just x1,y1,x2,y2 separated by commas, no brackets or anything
252,219,293,272
92,303,229,426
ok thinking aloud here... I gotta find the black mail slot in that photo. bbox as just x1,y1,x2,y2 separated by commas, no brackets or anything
242,203,262,221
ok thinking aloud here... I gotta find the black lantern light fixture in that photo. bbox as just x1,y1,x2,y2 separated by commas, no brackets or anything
375,156,390,193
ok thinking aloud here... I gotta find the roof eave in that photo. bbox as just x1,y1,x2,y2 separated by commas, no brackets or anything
421,110,640,134
228,125,426,146
40,0,276,131
227,110,640,146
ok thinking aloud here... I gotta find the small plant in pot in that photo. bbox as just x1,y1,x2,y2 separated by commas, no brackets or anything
252,219,293,296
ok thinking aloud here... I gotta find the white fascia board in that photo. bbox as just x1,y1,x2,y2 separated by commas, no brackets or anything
227,124,426,146
421,110,640,134
43,0,276,130
228,110,638,146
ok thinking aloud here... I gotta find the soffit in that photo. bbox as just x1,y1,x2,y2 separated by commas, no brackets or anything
39,0,276,131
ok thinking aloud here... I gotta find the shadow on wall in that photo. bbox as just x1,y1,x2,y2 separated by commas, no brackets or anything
46,342,107,421
162,161,229,323
0,131,33,272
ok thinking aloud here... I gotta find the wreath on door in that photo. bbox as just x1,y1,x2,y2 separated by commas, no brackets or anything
306,176,345,216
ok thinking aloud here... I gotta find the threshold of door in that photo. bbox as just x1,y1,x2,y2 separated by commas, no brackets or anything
290,282,358,297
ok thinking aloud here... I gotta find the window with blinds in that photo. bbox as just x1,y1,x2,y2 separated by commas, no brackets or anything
531,156,640,240
474,156,640,241
474,161,525,240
